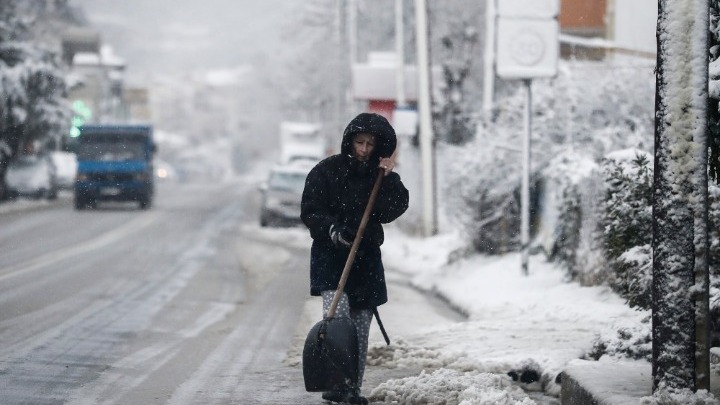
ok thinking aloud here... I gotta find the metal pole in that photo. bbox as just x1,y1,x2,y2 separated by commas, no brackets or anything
395,0,406,107
483,0,496,117
348,0,357,66
521,79,531,276
415,0,436,237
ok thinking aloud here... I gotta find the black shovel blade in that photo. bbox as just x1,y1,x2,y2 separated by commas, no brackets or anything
302,316,359,392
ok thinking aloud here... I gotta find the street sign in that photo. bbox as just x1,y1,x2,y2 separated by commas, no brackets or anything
496,18,558,79
497,0,559,18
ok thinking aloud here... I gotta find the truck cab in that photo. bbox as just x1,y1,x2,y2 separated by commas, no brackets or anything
74,125,156,210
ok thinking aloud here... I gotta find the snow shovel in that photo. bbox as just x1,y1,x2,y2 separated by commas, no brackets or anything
303,169,385,392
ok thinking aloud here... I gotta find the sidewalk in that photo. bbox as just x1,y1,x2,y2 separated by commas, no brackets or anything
561,350,720,405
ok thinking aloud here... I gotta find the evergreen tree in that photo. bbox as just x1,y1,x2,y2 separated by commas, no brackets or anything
435,22,478,145
0,2,69,198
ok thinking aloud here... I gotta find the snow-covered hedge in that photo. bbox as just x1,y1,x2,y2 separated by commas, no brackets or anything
599,150,654,309
446,59,654,259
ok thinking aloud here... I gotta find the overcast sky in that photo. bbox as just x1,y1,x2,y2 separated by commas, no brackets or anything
71,0,301,84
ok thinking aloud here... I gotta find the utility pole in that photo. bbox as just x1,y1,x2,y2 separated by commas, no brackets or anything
395,0,406,108
348,0,357,66
483,0,496,116
414,0,437,237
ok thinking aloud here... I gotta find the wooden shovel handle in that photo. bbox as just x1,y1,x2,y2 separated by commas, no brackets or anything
326,169,385,318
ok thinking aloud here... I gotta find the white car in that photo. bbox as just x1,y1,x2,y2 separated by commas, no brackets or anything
259,161,313,227
6,154,59,200
48,151,77,190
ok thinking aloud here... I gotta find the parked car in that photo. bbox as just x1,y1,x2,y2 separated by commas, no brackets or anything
259,161,313,227
48,150,77,190
5,153,59,200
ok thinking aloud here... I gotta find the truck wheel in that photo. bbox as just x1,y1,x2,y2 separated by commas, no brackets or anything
139,197,152,210
74,197,86,210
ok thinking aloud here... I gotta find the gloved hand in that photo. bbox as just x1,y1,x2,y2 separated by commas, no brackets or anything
329,223,356,248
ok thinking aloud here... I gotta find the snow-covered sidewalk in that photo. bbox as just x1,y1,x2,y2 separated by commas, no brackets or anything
363,227,646,404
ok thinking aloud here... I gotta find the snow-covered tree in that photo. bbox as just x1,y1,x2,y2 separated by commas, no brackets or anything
0,2,70,198
434,21,478,145
652,0,710,393
275,0,485,141
276,0,345,126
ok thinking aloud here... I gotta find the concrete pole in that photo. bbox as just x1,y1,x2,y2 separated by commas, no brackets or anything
414,0,436,237
395,0,406,107
482,0,496,116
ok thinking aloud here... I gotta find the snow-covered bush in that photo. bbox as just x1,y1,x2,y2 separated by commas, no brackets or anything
445,141,526,253
551,183,582,276
640,388,720,405
709,0,720,183
586,317,652,361
539,152,599,282
709,185,720,346
599,150,653,309
446,60,654,257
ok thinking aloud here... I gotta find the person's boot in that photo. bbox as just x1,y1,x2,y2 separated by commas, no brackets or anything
321,390,345,403
321,388,368,404
344,387,368,405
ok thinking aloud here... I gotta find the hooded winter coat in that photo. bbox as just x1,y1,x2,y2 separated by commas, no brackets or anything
301,113,409,309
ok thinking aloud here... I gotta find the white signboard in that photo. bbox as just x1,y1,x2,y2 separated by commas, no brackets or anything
496,18,558,79
498,0,559,18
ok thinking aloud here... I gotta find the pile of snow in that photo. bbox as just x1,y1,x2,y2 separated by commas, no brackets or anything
370,369,535,405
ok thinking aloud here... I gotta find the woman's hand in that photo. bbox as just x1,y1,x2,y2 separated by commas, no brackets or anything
378,157,395,176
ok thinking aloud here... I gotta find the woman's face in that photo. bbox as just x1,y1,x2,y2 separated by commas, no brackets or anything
352,133,376,162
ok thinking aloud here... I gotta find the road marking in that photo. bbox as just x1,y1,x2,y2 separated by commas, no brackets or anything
0,212,159,283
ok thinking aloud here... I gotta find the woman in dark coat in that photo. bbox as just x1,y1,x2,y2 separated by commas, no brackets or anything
301,113,409,404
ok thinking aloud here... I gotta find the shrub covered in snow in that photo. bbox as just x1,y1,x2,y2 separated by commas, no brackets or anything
445,60,654,256
599,150,654,309
639,388,720,405
587,317,652,362
539,151,601,283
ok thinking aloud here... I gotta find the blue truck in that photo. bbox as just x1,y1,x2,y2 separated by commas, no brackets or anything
74,125,156,210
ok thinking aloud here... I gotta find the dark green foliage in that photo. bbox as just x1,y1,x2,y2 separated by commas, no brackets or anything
586,319,652,361
615,245,653,309
602,153,653,257
710,185,720,276
435,22,478,145
551,184,582,279
600,152,653,309
710,0,720,183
